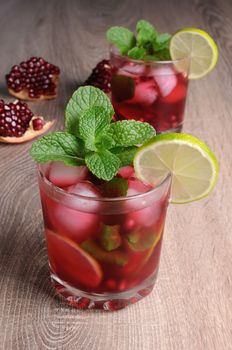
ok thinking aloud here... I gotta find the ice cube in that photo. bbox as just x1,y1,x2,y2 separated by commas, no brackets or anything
46,202,101,243
123,206,161,232
67,181,101,212
118,63,145,77
162,83,187,103
129,80,158,106
127,179,152,196
117,166,135,179
153,66,177,97
68,181,100,198
48,162,88,187
123,179,160,232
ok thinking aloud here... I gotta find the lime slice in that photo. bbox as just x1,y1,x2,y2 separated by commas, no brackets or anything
170,28,218,79
134,133,218,204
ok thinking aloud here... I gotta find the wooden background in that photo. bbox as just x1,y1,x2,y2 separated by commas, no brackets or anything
0,0,231,349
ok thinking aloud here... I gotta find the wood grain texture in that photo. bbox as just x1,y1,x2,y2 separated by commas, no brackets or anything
0,0,231,349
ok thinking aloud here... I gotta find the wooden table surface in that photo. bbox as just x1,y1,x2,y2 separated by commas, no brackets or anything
0,0,231,349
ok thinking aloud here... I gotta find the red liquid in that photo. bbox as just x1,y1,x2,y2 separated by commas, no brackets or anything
39,163,170,310
111,60,188,133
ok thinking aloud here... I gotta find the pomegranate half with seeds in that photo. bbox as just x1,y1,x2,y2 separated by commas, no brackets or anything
85,59,112,93
6,57,60,101
0,99,54,143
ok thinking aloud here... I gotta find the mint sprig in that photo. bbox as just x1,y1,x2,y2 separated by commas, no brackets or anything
30,132,85,166
85,150,120,181
79,106,110,151
107,120,155,146
65,86,113,136
30,86,156,181
106,26,136,55
106,19,172,61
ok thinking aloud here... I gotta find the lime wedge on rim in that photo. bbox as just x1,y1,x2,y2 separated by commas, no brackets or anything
170,28,218,79
134,133,218,204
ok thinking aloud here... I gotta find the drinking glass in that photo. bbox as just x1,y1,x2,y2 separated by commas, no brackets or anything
110,48,190,133
38,163,171,311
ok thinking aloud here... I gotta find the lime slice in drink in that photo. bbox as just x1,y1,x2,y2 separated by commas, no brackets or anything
134,133,218,204
170,28,218,79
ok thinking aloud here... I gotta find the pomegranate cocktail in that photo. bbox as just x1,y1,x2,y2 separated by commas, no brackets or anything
106,20,190,133
39,162,170,310
110,53,189,133
30,85,171,310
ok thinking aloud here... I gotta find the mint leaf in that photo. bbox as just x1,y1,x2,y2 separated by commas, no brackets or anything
97,133,116,150
156,48,171,60
128,47,146,59
100,225,122,251
85,150,120,180
153,33,171,52
108,120,156,147
106,26,136,55
142,55,160,61
111,75,135,102
127,228,161,252
30,132,84,166
99,177,128,197
136,20,157,53
111,146,137,166
79,106,111,151
81,239,128,266
65,86,113,136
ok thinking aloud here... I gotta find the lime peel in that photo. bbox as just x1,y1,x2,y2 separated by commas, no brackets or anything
170,28,218,79
134,133,218,204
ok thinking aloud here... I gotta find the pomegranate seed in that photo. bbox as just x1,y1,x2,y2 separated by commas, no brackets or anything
32,117,44,130
0,100,33,137
6,57,60,99
85,59,112,93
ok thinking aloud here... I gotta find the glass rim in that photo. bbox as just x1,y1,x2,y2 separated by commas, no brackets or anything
110,45,191,65
38,164,172,203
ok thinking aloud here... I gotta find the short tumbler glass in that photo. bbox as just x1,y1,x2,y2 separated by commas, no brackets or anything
110,48,190,133
38,164,171,311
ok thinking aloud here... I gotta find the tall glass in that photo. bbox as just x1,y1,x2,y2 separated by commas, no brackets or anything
38,164,171,311
110,48,190,133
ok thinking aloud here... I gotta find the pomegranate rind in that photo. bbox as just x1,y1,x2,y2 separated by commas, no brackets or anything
46,229,103,288
0,119,55,144
8,75,59,101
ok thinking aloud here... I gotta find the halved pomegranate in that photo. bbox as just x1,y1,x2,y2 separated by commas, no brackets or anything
6,57,60,101
85,59,112,93
0,99,54,143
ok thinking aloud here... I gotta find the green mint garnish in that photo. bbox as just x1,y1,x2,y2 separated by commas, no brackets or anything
106,26,136,55
127,228,161,252
100,225,122,251
153,33,171,51
106,19,172,61
136,20,157,53
79,106,111,151
65,86,113,136
99,177,128,197
111,75,135,102
127,47,146,59
85,150,121,181
111,146,137,167
30,86,156,181
107,120,155,147
30,132,85,166
81,239,127,266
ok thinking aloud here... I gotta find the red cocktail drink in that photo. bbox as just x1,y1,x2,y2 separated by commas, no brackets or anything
110,51,190,133
38,162,171,310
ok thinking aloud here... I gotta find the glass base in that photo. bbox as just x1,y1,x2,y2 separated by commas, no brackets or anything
51,269,158,311
158,125,183,134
